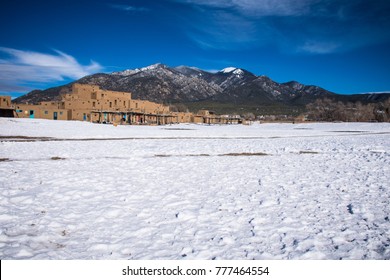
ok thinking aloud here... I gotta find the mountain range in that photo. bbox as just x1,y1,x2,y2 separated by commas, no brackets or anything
13,63,390,115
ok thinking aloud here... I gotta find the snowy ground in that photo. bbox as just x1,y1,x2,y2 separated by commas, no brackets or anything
0,118,389,260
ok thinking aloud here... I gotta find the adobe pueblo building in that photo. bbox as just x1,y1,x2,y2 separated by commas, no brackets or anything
0,95,14,117
10,84,242,125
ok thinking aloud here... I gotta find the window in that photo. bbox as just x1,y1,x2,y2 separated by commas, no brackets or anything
115,100,117,106
60,112,63,115
92,101,96,107
109,102,112,108
44,111,48,115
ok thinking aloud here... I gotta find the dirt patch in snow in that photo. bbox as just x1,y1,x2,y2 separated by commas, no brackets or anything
220,152,269,156
50,157,66,160
155,152,269,157
299,151,320,154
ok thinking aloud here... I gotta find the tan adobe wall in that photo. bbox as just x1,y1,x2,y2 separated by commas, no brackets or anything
10,83,232,125
104,89,131,100
192,115,205,123
39,101,65,109
66,84,132,113
14,104,41,118
161,106,170,114
0,96,12,109
71,83,131,100
14,104,69,120
65,99,100,111
175,112,193,123
69,109,99,122
143,100,167,114
71,83,101,100
129,99,170,115
130,100,144,112
66,85,172,118
197,110,210,116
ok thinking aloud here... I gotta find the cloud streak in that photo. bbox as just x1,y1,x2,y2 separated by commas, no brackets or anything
173,0,390,54
0,47,102,93
185,11,260,50
110,4,149,12
180,0,318,16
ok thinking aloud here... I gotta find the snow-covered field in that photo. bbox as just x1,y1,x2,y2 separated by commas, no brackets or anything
0,118,389,260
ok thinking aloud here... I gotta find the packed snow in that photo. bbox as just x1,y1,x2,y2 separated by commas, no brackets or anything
112,63,165,76
220,67,244,76
0,118,389,260
221,67,237,73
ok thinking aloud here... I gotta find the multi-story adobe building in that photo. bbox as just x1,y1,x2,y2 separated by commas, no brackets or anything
9,83,242,124
13,84,176,124
63,84,175,124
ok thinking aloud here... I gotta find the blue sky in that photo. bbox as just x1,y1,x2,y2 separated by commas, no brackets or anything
1,0,390,98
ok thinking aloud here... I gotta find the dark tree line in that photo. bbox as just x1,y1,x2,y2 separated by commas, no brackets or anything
306,98,390,122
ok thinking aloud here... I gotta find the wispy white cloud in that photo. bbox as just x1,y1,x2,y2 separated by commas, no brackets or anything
173,0,390,54
110,4,149,12
298,41,341,54
0,47,102,93
177,0,319,16
186,11,260,50
173,0,324,51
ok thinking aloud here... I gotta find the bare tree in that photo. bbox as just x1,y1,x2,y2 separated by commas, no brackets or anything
306,98,390,122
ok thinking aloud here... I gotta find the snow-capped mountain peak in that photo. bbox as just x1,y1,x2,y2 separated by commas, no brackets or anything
220,67,244,76
112,63,166,76
220,67,238,73
140,63,166,72
112,69,138,76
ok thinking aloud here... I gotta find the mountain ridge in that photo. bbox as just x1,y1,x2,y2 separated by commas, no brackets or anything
13,63,390,115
